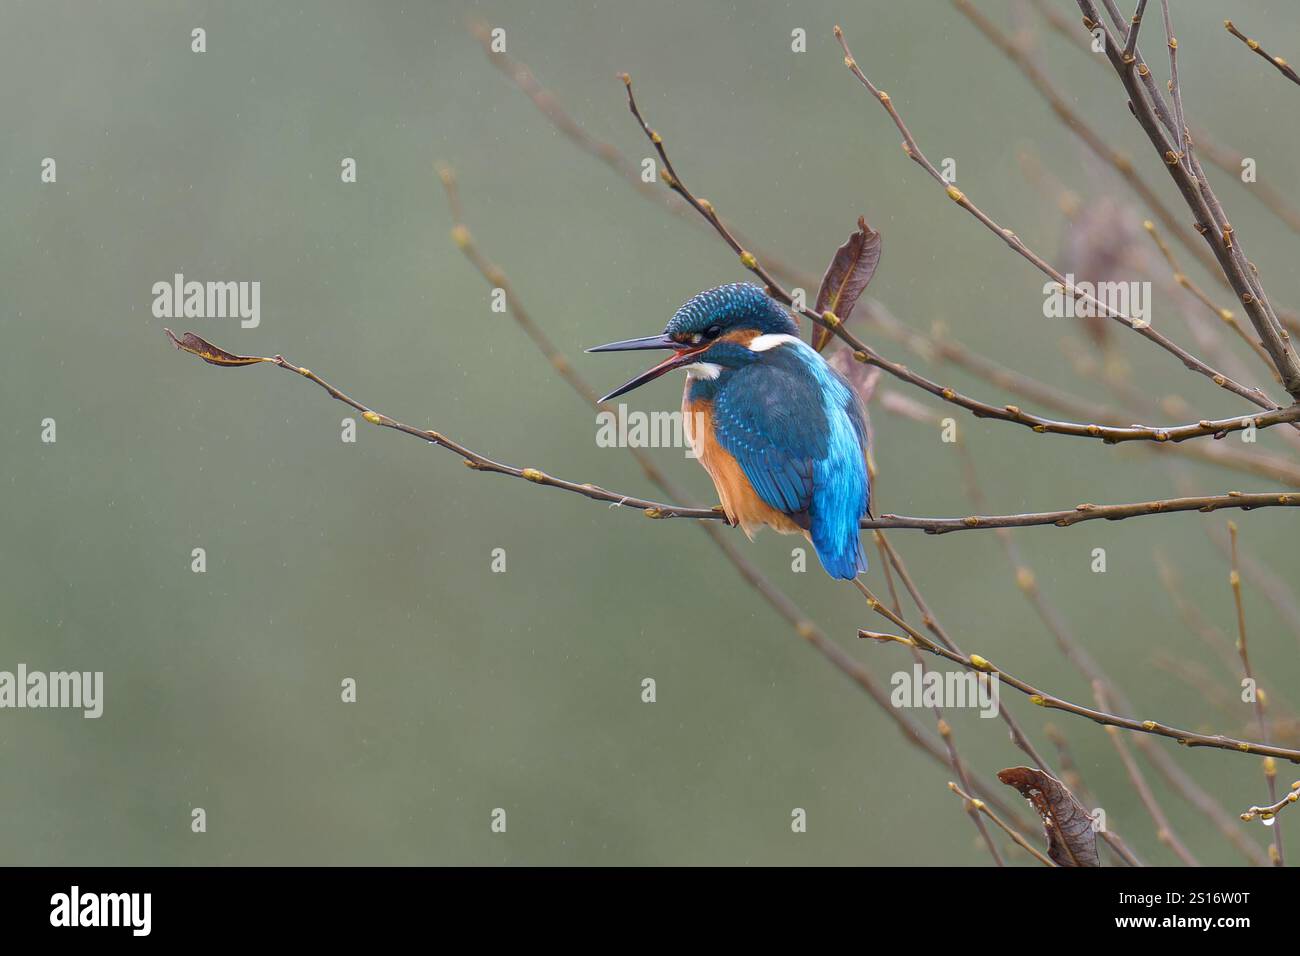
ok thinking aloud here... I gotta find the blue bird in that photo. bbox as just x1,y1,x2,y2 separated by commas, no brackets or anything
589,283,871,579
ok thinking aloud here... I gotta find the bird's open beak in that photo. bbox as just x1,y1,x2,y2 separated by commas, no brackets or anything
587,333,708,403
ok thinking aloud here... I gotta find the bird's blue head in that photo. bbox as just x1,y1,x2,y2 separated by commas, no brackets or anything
588,283,799,402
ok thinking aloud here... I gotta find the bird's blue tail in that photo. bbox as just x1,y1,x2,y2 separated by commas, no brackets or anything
809,398,871,580
811,526,868,580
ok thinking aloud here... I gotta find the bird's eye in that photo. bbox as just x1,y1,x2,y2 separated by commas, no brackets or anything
704,325,723,339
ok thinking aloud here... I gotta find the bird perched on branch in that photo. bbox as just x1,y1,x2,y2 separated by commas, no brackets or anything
589,283,871,579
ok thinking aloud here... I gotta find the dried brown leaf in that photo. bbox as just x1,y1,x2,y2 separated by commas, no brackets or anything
813,217,881,352
164,329,271,367
997,766,1100,867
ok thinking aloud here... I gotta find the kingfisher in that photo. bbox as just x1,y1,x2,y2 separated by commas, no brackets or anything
589,283,871,579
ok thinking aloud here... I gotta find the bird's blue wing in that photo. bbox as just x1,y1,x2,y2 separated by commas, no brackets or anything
714,346,871,578
711,360,829,519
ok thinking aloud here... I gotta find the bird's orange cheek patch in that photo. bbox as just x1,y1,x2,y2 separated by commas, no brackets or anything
720,329,760,348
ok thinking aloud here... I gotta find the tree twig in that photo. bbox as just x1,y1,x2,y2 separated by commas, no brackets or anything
1142,219,1277,379
1094,682,1200,866
949,0,1223,283
867,301,1300,488
1123,0,1148,58
162,333,1300,540
855,586,1300,764
1228,521,1285,865
465,19,809,291
1026,0,1300,237
832,23,1285,410
1241,783,1300,824
1225,19,1300,88
948,780,1056,866
1077,0,1300,399
874,533,1053,773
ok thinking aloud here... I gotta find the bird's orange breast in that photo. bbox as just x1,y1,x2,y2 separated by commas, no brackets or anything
684,393,803,538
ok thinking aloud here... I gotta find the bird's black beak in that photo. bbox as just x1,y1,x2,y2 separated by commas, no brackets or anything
587,333,707,403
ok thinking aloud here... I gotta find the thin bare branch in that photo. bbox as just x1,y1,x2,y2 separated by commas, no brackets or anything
883,398,1262,863
855,589,1300,764
1143,219,1278,378
1228,522,1286,865
1123,0,1149,63
951,0,1222,282
1094,683,1200,866
874,533,1053,773
1027,0,1300,237
948,780,1056,866
1078,0,1300,399
465,20,809,290
1157,2,1186,158
1242,783,1300,824
1225,19,1300,88
868,303,1300,488
833,23,1284,409
163,331,1300,539
862,492,1300,535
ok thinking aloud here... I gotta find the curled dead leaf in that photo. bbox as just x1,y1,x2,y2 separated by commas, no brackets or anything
164,329,271,367
813,217,882,352
997,766,1100,867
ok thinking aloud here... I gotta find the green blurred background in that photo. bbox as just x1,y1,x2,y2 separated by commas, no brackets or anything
3,0,1299,865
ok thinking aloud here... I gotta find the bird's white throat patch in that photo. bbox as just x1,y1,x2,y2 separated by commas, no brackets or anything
685,362,722,380
747,333,801,352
